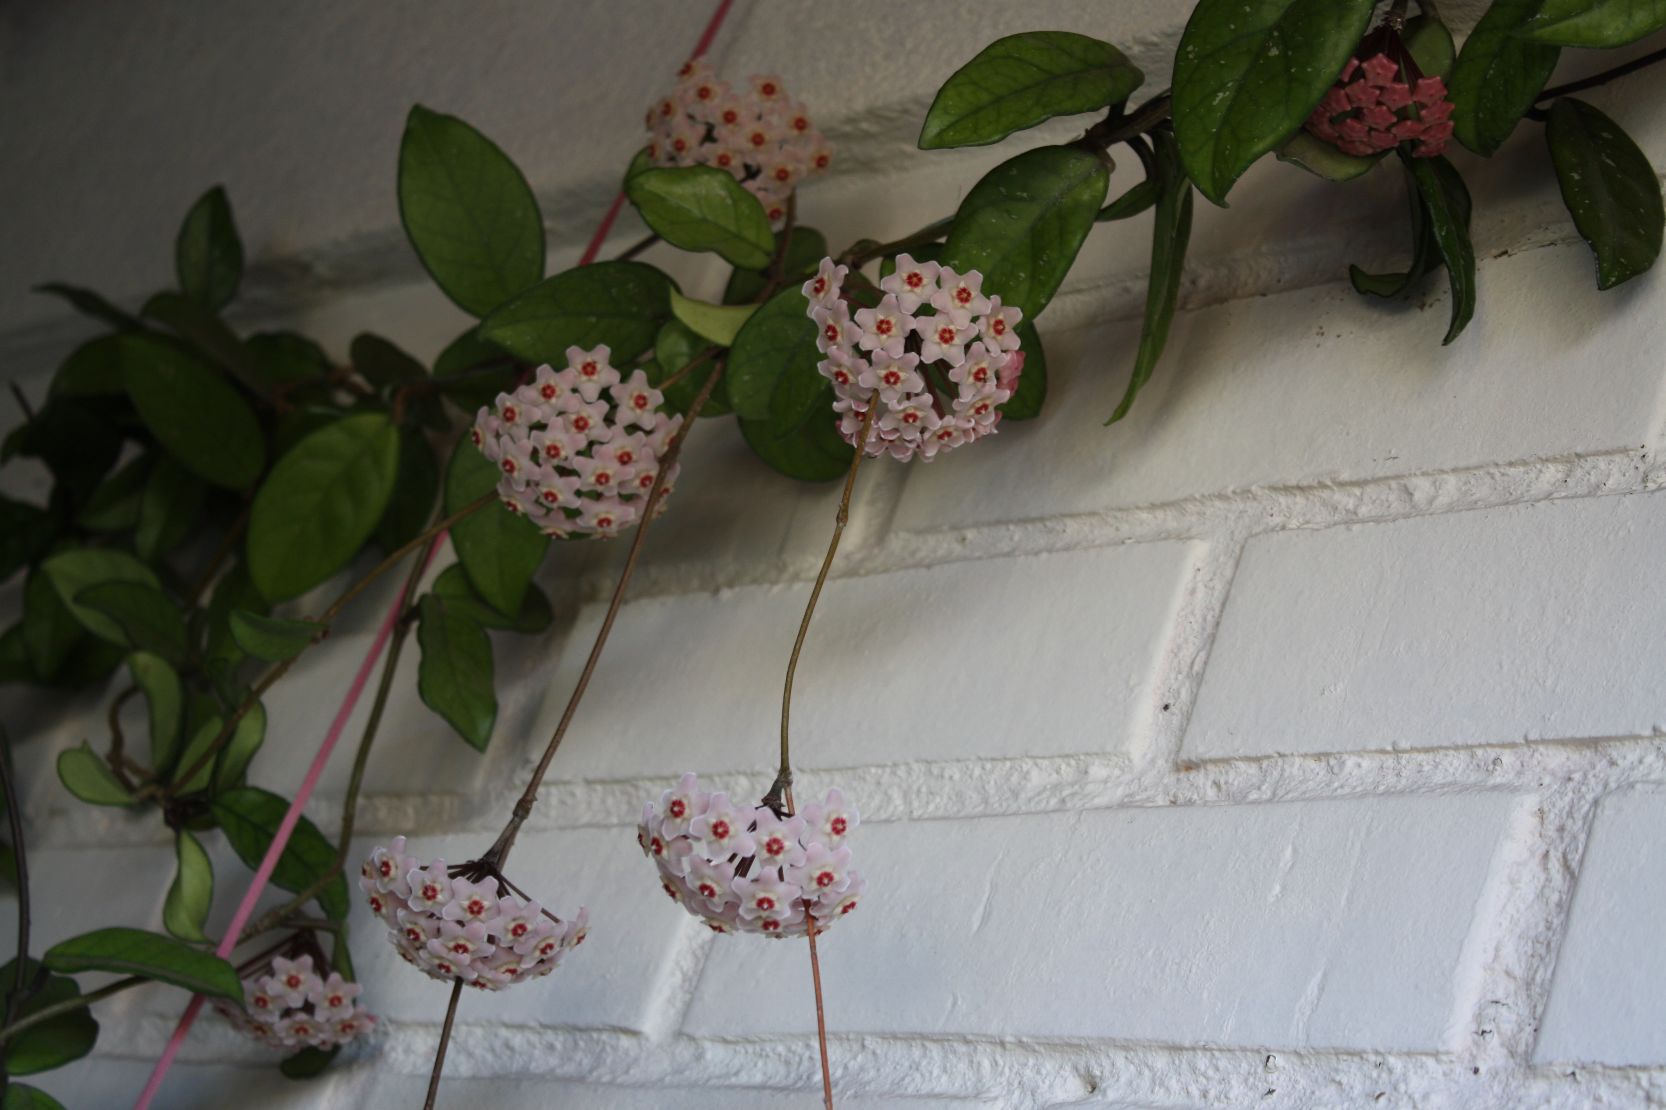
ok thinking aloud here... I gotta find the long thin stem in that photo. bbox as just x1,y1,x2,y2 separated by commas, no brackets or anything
1536,43,1666,104
837,216,955,269
806,911,835,1110
1,729,29,1027
186,500,252,606
655,345,723,393
614,232,661,262
0,975,145,1045
423,978,465,1110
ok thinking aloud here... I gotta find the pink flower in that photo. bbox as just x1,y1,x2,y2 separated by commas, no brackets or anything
931,267,992,316
690,792,757,858
733,873,804,920
803,258,847,307
880,253,939,313
442,878,499,925
1303,28,1455,160
216,940,376,1051
802,788,859,847
854,294,909,357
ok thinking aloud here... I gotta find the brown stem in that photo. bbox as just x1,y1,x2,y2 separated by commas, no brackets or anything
806,904,835,1109
1,730,29,1027
105,686,141,791
0,976,145,1045
656,346,723,394
1534,43,1666,104
186,500,252,606
837,217,955,269
614,232,661,262
424,978,466,1110
769,194,799,287
482,366,725,868
1078,92,1173,153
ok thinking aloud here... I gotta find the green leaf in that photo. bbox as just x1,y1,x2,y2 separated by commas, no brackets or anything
21,571,81,683
140,291,268,398
670,289,757,346
480,261,674,365
127,651,183,769
56,742,134,806
1173,0,1377,205
119,333,265,489
1404,152,1477,343
724,226,827,304
50,335,127,398
215,702,267,790
1110,131,1193,423
1002,321,1048,421
626,165,775,269
739,405,854,482
650,319,730,418
1097,178,1159,221
374,428,441,552
229,611,323,662
44,927,242,1001
1405,15,1456,80
171,714,223,795
351,332,426,390
175,185,243,312
42,549,161,645
433,327,517,413
33,282,141,330
1546,97,1664,289
4,1083,67,1109
726,286,822,423
247,413,401,601
163,829,214,942
943,144,1109,319
247,330,332,393
1449,0,1561,155
1521,0,1666,45
203,563,267,693
0,499,54,585
919,31,1145,150
280,1046,340,1080
1,959,98,1075
75,580,188,663
75,457,149,532
1276,130,1384,182
430,564,552,634
212,787,350,920
5,400,122,510
416,595,496,751
398,105,545,316
135,457,205,563
443,437,548,615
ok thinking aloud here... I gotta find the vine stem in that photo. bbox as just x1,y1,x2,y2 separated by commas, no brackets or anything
155,493,492,800
1,729,30,1029
806,911,834,1110
186,499,251,606
1534,43,1666,104
613,232,660,262
0,976,146,1045
655,344,723,393
423,979,465,1110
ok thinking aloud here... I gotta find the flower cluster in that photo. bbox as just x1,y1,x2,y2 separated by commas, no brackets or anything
359,837,588,990
214,949,376,1050
1305,31,1454,158
805,256,1024,461
639,773,864,937
471,345,682,539
645,58,831,223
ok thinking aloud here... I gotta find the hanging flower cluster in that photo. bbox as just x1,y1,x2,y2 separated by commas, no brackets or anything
359,837,588,990
213,946,376,1050
644,59,832,223
639,773,864,937
805,256,1024,461
471,346,682,539
1304,26,1454,158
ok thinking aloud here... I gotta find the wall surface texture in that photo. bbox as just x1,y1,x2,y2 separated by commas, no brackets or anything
4,2,1666,1108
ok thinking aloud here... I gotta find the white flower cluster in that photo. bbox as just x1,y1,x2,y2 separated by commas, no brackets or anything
471,345,682,539
213,952,376,1050
639,773,863,937
359,837,588,990
805,255,1024,461
645,59,831,223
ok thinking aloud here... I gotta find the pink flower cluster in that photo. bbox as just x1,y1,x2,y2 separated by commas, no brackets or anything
1305,51,1454,158
359,837,588,990
805,256,1024,461
639,773,864,937
645,58,831,223
471,345,681,539
213,952,376,1050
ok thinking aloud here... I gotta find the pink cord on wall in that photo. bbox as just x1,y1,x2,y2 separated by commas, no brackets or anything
132,2,735,1105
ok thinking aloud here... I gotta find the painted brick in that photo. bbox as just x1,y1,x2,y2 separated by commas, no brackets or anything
685,794,1512,1050
1186,491,1666,759
367,1072,995,1109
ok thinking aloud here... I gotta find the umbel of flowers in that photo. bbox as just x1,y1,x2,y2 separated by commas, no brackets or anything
806,256,1025,461
645,58,831,223
359,836,588,989
213,935,376,1050
472,345,680,539
640,773,863,937
1304,22,1455,159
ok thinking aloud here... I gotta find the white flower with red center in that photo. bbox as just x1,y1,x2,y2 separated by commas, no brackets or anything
579,497,637,538
563,344,622,402
268,956,316,1009
216,939,376,1051
733,873,804,920
363,836,413,896
949,341,1000,392
751,811,808,869
405,860,454,914
819,347,861,391
802,788,859,847
609,371,667,431
859,352,925,404
245,980,281,1022
789,842,854,898
442,877,499,925
854,294,909,358
308,972,362,1021
657,771,708,836
495,896,545,949
980,296,1022,352
690,792,757,858
811,302,855,356
431,920,496,963
803,258,847,309
879,253,941,313
684,856,739,911
931,266,993,316
915,308,976,366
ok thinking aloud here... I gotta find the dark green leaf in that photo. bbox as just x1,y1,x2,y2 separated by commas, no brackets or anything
176,185,243,311
4,1083,66,1108
140,292,268,398
431,564,553,634
399,105,546,316
1449,0,1561,155
433,328,517,413
351,333,426,390
49,335,127,398
1405,15,1456,80
4,401,122,511
1546,97,1664,288
33,282,141,330
247,413,400,601
1097,178,1159,221
416,594,496,751
443,438,548,615
41,549,161,645
650,318,729,418
626,165,774,269
919,31,1145,149
52,639,125,689
724,226,827,304
128,651,184,769
163,829,214,943
171,715,223,795
280,1046,340,1080
1276,131,1384,182
212,787,350,919
739,403,854,482
22,571,81,682
75,580,188,663
374,428,441,552
943,144,1109,319
1351,161,1443,299
670,289,756,346
1173,0,1377,205
119,333,265,489
1521,0,1666,45
229,611,323,662
75,456,149,532
1404,152,1477,343
135,457,205,562
480,261,674,365
1110,131,1193,423
45,927,242,1001
1002,321,1048,420
0,625,31,687
726,286,822,423
246,331,332,397
0,499,54,584
1,959,98,1075
56,742,135,806
215,702,266,790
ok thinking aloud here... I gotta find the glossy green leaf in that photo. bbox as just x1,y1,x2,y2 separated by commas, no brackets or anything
374,428,441,552
75,457,149,532
21,571,81,683
739,404,854,482
4,1083,67,1109
163,829,214,942
443,437,548,616
350,332,426,390
203,562,266,693
171,714,223,795
176,185,243,311
480,261,674,365
75,580,188,663
1110,131,1193,423
1276,130,1384,181
212,787,350,920
4,400,122,510
280,1046,340,1080
1404,152,1476,343
229,611,322,662
725,286,822,423
941,144,1109,318
920,31,1144,149
626,165,774,269
724,226,827,304
45,927,242,1001
1521,0,1666,45
135,457,205,562
1405,15,1456,80
416,594,496,751
430,564,553,634
1097,178,1158,221
1449,0,1561,155
650,318,730,417
49,335,127,398
42,549,161,645
1546,97,1664,289
215,702,266,790
1173,0,1376,205
399,105,545,316
56,742,134,806
1002,321,1048,421
670,289,756,346
1,959,98,1076
246,330,332,394
119,333,264,489
0,499,54,585
127,651,183,769
33,282,141,330
433,327,517,413
247,413,401,601
140,291,267,397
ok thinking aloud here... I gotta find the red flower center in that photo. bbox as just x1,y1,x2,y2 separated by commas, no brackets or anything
711,819,730,839
831,816,847,835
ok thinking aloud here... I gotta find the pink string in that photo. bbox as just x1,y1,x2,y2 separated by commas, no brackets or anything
134,2,734,1103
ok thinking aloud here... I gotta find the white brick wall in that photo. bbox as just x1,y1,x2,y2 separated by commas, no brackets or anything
5,2,1666,1107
